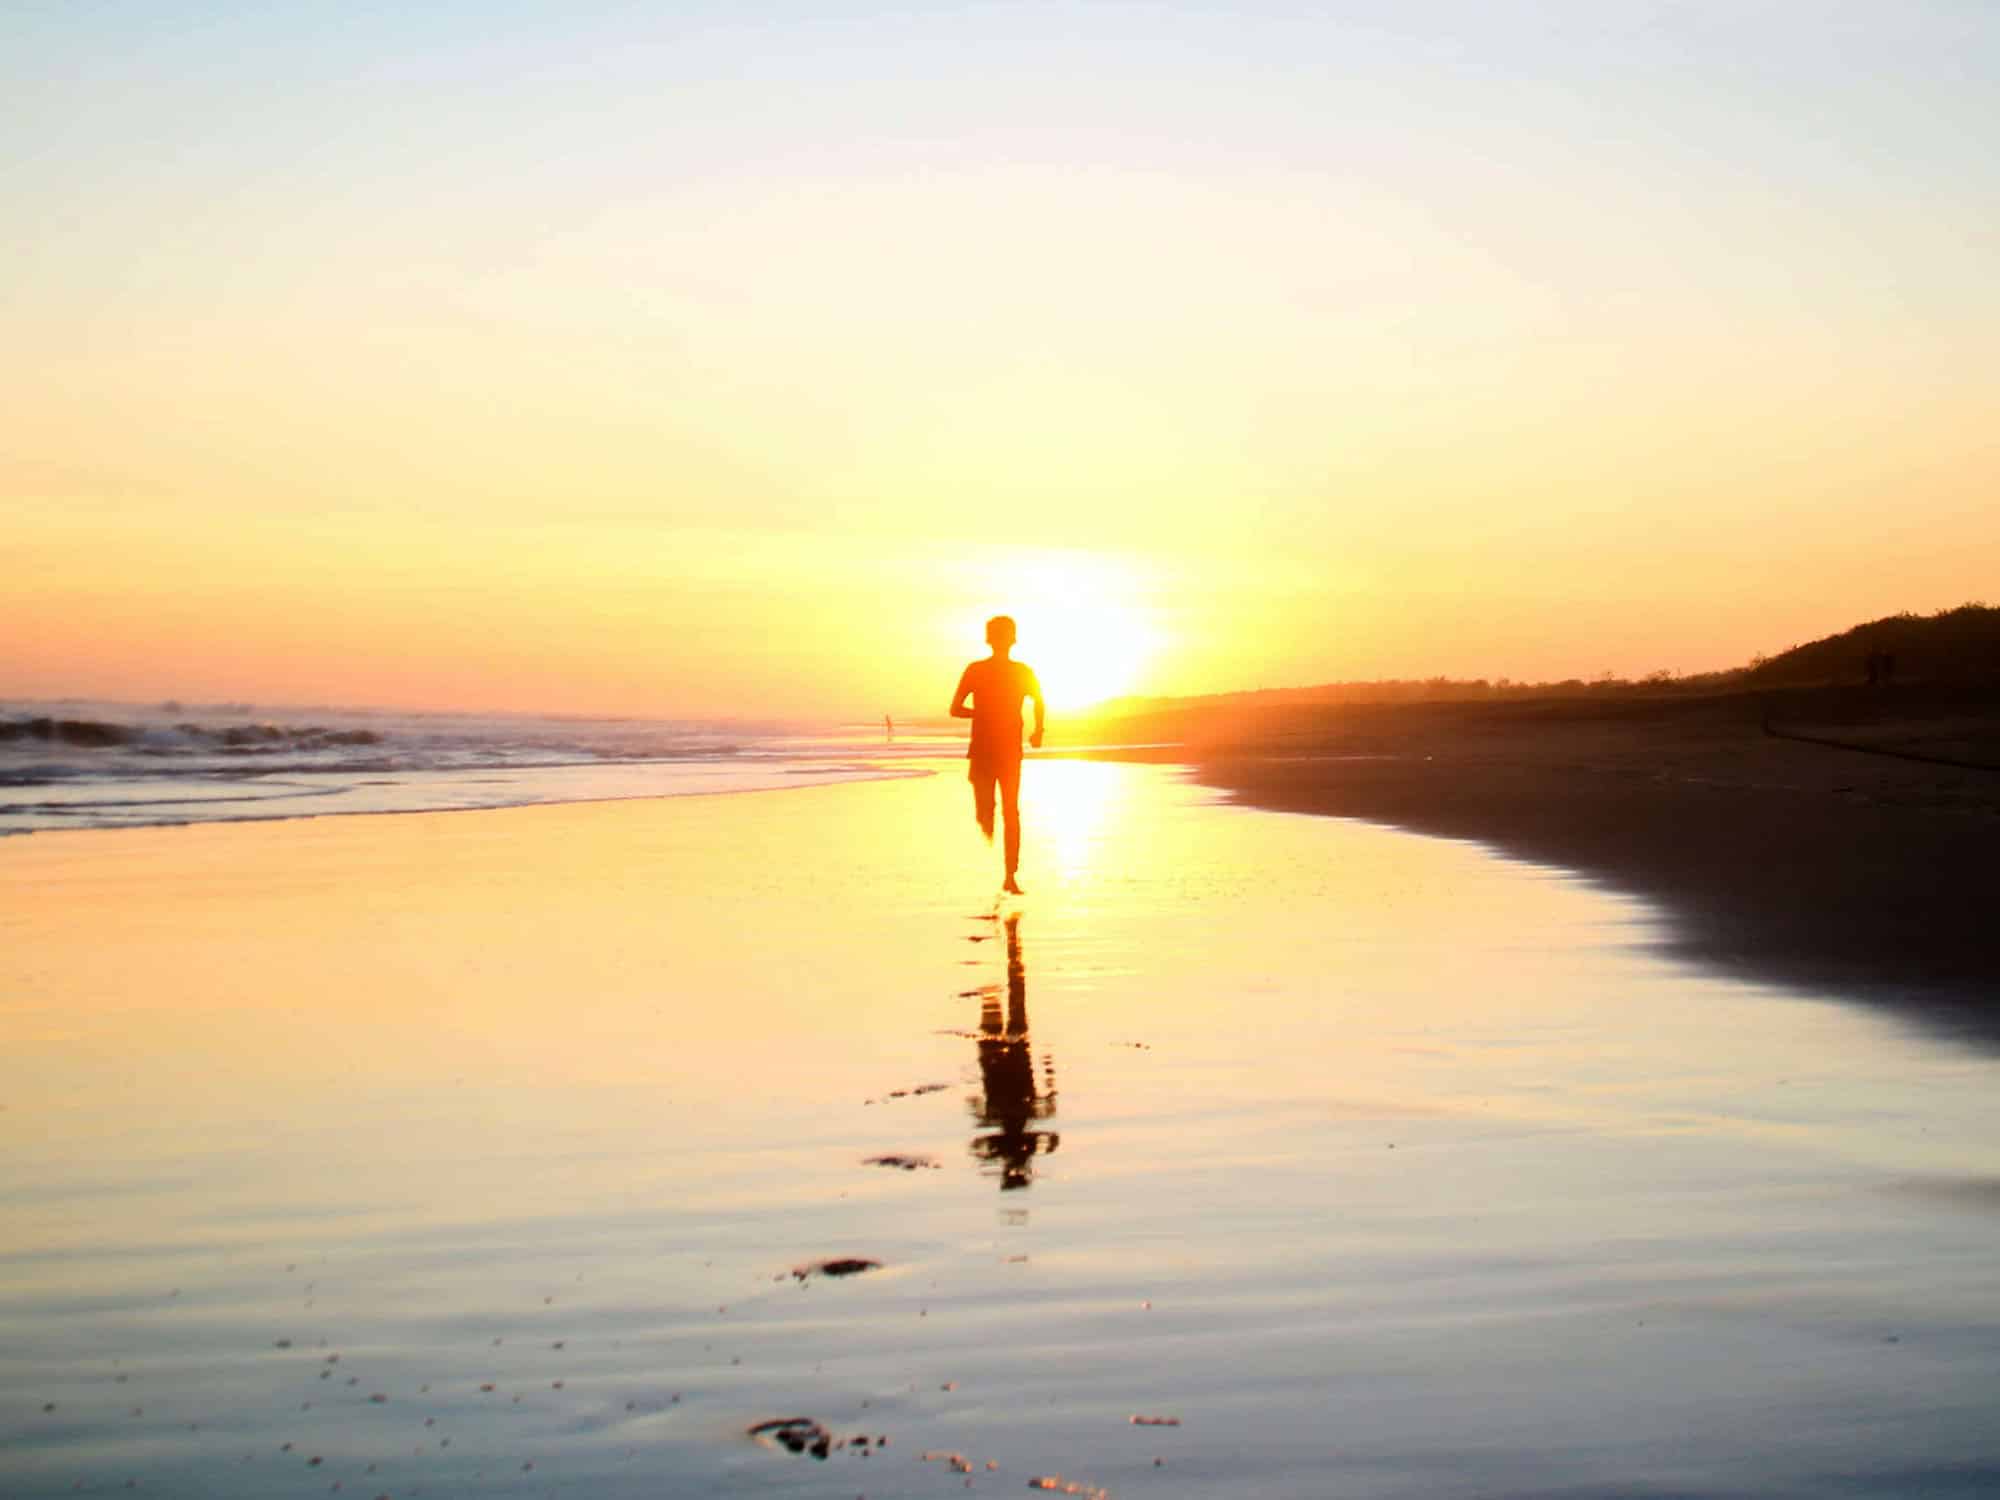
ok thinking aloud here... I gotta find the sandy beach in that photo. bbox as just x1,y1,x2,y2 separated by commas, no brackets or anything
1092,683,2000,1044
8,760,2000,1497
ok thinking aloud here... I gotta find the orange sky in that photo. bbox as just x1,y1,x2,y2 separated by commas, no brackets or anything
6,4,1997,719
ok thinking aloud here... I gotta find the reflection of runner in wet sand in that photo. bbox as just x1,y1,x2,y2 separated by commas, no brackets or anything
950,616,1044,894
969,912,1057,1190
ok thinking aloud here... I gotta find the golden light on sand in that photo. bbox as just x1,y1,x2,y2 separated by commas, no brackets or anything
1029,758,1129,880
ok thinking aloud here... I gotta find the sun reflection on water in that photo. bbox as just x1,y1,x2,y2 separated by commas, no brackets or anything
1026,758,1130,883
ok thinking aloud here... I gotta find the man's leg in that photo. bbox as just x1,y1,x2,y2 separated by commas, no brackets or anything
999,758,1023,885
970,762,997,842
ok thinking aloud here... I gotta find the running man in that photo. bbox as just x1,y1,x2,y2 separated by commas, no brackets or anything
950,615,1045,894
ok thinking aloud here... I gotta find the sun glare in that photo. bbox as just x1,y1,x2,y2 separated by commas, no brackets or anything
959,552,1162,712
1028,758,1129,880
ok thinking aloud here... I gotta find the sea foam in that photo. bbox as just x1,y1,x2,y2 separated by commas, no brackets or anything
0,701,941,835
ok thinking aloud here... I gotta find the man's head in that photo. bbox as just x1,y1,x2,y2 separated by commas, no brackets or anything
985,615,1017,652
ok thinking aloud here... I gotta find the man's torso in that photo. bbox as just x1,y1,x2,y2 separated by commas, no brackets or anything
964,657,1036,762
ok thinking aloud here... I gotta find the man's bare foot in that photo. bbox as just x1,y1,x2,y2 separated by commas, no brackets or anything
1002,876,1024,895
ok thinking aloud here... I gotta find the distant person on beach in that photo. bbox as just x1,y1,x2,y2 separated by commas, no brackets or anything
950,616,1044,894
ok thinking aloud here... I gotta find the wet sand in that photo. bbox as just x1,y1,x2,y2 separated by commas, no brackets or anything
6,763,2000,1497
1097,684,2000,1041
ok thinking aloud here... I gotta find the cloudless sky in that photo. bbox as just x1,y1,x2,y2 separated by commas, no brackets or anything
6,1,1996,716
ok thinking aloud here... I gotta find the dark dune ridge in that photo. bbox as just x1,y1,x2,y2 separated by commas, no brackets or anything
1086,681,2000,1048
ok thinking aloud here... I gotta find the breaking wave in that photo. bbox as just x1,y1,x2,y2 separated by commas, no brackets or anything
0,701,949,836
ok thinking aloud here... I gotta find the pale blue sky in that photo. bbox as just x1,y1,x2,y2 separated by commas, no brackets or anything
11,2,1994,325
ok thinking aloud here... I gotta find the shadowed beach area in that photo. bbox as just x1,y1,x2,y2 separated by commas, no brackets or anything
7,758,2000,1497
1091,682,2000,1044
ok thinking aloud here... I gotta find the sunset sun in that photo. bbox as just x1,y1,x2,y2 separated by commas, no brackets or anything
959,552,1162,712
1028,597,1155,710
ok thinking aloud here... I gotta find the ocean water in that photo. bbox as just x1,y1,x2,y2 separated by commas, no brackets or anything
4,762,1999,1498
0,701,939,836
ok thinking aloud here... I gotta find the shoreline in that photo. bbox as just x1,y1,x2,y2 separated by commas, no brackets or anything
16,704,1995,1049
0,762,935,840
1089,686,2000,1046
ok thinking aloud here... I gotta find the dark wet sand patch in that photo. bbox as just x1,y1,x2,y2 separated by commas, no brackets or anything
790,1257,883,1282
748,1416,832,1458
864,1081,950,1104
748,1418,888,1462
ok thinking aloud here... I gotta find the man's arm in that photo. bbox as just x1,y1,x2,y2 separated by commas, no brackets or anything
950,664,976,719
1027,669,1045,748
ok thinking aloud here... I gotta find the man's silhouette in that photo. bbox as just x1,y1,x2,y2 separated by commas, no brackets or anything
950,615,1044,894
